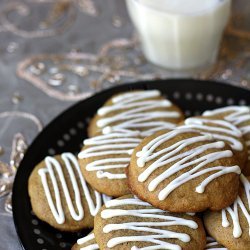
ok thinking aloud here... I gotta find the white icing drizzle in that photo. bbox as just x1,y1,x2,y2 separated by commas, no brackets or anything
96,90,181,137
102,193,113,204
101,196,199,250
204,106,250,160
136,128,241,200
38,152,102,224
178,117,243,151
77,233,99,250
205,237,227,250
221,174,250,238
78,130,141,180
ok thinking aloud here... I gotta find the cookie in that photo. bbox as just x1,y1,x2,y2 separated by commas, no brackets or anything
203,106,250,175
72,231,99,250
28,152,110,231
79,90,184,197
94,195,206,250
205,237,227,249
88,90,184,137
78,129,141,197
128,128,241,212
178,116,248,169
204,174,250,250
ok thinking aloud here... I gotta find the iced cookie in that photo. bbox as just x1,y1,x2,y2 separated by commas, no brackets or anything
205,237,227,249
78,129,141,197
128,128,241,212
203,106,250,175
204,174,250,250
178,116,248,169
28,152,110,231
94,195,206,250
72,231,99,250
88,90,184,137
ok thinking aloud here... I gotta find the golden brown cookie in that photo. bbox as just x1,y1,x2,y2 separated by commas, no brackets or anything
204,174,250,250
28,152,110,231
72,231,99,250
88,90,184,137
94,195,206,250
205,237,227,249
128,128,241,212
78,130,141,197
203,106,250,175
178,116,248,169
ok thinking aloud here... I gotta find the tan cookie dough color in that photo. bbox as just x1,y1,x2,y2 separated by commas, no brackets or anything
203,106,250,175
78,130,141,197
72,231,99,250
205,237,227,249
28,152,109,231
204,174,250,250
128,128,241,212
94,195,206,250
80,89,184,197
178,116,248,169
88,90,184,137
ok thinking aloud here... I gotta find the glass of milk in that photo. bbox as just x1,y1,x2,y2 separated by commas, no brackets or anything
126,0,231,70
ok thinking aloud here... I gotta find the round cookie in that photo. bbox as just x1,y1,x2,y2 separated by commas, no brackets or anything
204,174,250,250
88,89,184,137
205,237,227,249
94,194,206,250
72,231,99,250
128,128,241,212
28,152,110,231
203,106,250,175
78,129,141,197
178,116,248,169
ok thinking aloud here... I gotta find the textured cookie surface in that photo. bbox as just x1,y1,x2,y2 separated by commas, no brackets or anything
128,128,241,212
72,231,99,250
204,174,250,250
203,106,250,175
205,237,227,249
88,90,184,137
94,195,206,250
28,153,110,231
178,116,247,169
81,90,184,197
78,130,141,197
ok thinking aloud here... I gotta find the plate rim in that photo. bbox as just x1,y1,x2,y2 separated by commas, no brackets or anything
12,78,250,250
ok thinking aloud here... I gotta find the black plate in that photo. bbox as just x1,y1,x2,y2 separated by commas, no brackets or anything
13,79,250,250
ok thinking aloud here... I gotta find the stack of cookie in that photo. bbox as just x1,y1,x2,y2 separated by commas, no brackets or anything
28,90,250,250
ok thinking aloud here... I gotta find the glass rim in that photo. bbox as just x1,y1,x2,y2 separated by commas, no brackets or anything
129,0,230,16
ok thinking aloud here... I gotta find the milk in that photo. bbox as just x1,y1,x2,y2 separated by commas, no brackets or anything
126,0,231,70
